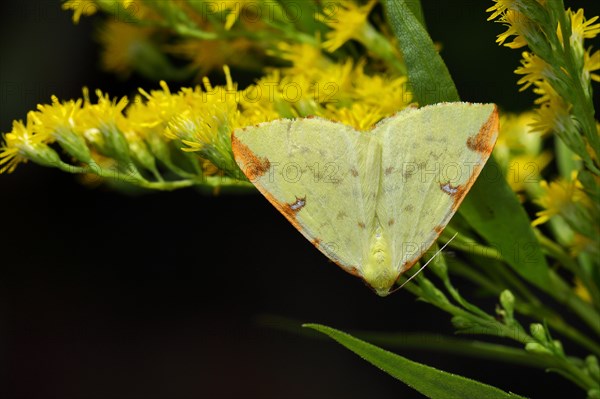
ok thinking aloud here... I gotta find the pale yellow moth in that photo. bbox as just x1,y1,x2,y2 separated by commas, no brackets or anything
232,103,499,296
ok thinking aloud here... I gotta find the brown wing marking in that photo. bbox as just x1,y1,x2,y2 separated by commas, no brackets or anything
467,105,499,155
231,133,270,181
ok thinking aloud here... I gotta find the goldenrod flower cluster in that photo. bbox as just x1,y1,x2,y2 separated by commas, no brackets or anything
488,1,599,261
1,46,410,189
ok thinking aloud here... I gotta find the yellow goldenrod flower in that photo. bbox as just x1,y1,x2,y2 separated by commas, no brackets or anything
528,86,571,135
76,90,131,161
128,81,188,132
486,0,518,21
319,0,377,52
323,102,386,132
512,51,572,136
62,0,98,24
31,96,93,163
495,10,529,49
495,112,552,195
532,173,589,226
514,51,552,91
122,128,158,176
573,277,592,303
351,64,411,115
62,0,141,23
98,20,153,78
159,67,246,177
560,8,600,45
167,38,255,76
32,96,85,135
584,48,600,82
272,42,332,76
0,114,58,173
208,0,257,30
84,90,129,124
496,112,544,151
570,234,595,258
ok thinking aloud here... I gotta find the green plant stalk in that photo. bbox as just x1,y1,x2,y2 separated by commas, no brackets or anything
442,227,505,262
448,261,600,356
447,260,505,293
359,22,407,75
478,259,542,307
411,276,533,345
351,332,569,370
537,230,600,306
547,270,600,336
437,272,495,321
406,273,600,389
545,0,600,171
54,162,224,191
518,304,600,357
555,357,600,391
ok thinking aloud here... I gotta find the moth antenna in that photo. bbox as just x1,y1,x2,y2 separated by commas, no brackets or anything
394,232,459,292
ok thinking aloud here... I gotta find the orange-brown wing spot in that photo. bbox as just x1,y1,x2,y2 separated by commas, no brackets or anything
404,204,414,213
231,133,270,181
350,167,359,177
467,105,499,154
385,166,394,176
357,222,366,229
312,238,321,247
434,225,444,234
388,218,395,226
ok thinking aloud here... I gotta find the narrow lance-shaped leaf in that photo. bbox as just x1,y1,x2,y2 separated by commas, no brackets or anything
382,0,459,104
305,324,528,399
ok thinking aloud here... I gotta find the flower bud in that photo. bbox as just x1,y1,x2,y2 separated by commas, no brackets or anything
587,389,600,399
525,342,553,355
500,289,515,319
530,323,548,343
451,316,476,331
585,355,600,381
54,127,93,163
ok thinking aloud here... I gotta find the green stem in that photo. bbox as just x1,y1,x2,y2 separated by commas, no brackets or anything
550,0,600,168
57,163,195,191
359,22,407,75
403,278,598,389
556,357,600,391
449,261,600,356
548,271,600,336
441,226,505,262
352,333,566,369
537,230,600,306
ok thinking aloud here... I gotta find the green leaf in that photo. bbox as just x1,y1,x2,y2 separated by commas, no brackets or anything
459,158,552,288
305,324,528,399
382,0,459,105
403,0,427,29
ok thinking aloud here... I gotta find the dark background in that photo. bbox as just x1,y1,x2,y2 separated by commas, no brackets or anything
0,1,597,398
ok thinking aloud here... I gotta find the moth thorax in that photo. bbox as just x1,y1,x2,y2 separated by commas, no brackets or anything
362,226,397,296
